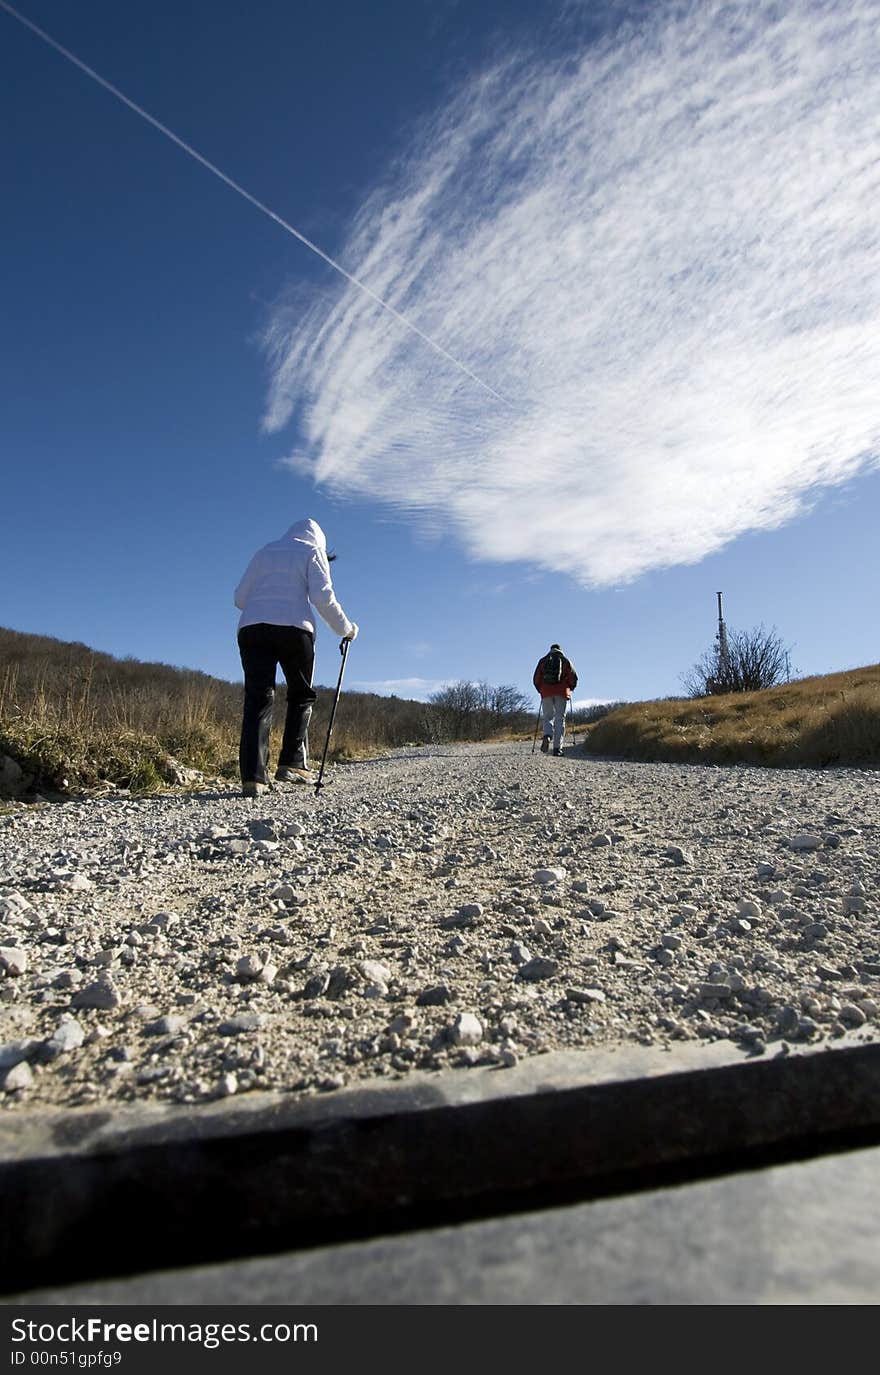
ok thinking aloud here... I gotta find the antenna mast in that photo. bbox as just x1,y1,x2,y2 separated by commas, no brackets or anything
716,592,730,675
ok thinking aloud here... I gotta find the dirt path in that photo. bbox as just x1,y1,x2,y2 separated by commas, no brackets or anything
1,742,878,1110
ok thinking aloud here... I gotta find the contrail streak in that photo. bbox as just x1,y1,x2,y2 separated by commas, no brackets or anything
0,0,508,404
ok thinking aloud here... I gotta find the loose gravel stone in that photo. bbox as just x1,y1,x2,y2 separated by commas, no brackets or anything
843,896,868,914
218,1012,266,1035
518,957,560,982
0,946,29,977
2,1061,33,1092
839,1003,868,1028
41,1018,86,1058
533,868,567,885
789,833,823,851
71,978,122,1011
450,1012,483,1046
144,1014,186,1036
416,985,454,1007
665,846,694,866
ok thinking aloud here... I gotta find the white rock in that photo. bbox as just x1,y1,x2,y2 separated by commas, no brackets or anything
43,1018,86,1056
0,891,34,920
451,1012,483,1046
457,903,484,920
0,946,28,977
533,868,566,885
665,846,694,865
738,900,762,919
358,960,392,984
2,1060,33,1091
236,954,265,980
843,896,867,914
565,987,606,1003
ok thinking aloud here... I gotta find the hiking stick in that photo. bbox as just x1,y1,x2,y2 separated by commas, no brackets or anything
531,701,542,754
315,638,350,796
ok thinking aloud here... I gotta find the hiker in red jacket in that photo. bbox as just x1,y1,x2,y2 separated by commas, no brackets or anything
533,643,578,756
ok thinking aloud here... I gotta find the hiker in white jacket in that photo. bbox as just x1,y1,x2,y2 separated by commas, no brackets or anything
234,518,358,796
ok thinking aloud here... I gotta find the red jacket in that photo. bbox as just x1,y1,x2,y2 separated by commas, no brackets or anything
534,652,578,699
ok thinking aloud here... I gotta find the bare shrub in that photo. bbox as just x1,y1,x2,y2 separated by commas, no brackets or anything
428,681,531,740
683,624,793,696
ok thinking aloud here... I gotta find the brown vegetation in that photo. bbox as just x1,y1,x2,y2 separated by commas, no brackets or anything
0,628,526,795
582,664,880,769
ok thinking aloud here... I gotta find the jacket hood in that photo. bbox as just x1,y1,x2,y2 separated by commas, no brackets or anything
283,518,326,551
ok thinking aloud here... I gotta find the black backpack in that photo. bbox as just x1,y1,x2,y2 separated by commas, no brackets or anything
542,650,564,684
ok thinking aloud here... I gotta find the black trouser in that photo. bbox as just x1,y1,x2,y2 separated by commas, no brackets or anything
237,623,316,783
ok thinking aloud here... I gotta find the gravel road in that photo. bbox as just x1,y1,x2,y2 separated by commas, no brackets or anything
1,741,878,1111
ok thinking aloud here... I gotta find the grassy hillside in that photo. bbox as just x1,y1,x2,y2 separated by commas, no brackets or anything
581,663,880,769
0,627,432,795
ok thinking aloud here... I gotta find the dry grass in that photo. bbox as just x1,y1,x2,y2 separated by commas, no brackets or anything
0,628,433,795
0,658,240,793
0,628,540,796
582,664,880,769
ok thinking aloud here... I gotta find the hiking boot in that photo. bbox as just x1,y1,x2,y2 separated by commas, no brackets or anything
242,780,268,798
552,748,562,756
275,766,314,785
540,737,550,753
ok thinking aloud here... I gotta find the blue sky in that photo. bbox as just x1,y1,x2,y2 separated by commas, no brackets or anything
2,0,878,709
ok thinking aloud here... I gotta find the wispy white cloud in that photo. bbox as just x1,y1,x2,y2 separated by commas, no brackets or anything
263,0,880,586
348,676,453,700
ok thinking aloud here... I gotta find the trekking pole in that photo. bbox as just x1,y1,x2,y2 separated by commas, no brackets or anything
315,638,350,797
567,698,577,748
531,700,542,754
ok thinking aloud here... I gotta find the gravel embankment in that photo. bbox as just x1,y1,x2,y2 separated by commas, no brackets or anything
1,742,878,1111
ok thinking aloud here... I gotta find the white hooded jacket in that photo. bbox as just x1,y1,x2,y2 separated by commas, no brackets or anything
234,519,355,638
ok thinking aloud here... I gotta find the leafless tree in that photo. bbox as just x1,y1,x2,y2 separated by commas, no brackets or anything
683,624,793,697
428,680,531,739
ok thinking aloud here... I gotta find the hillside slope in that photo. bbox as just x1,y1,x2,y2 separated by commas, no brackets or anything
582,664,880,769
0,627,429,794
